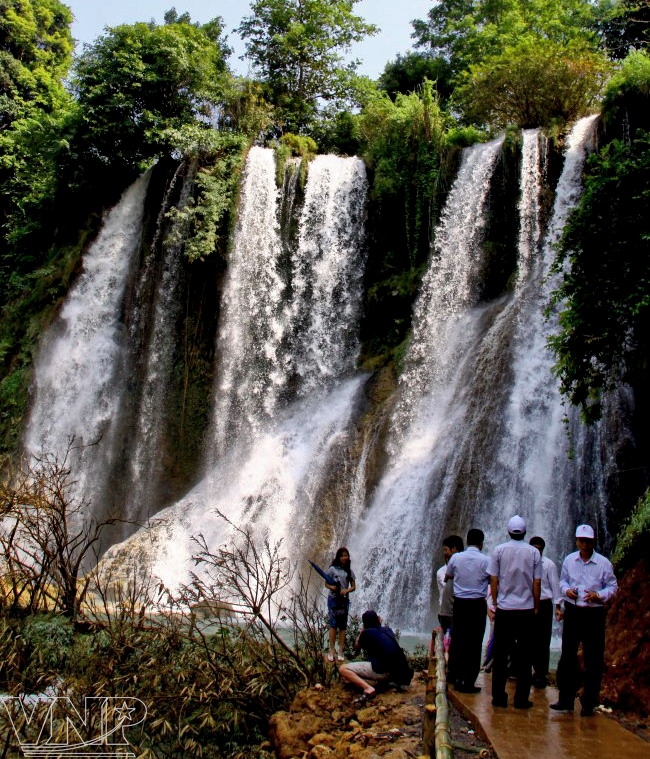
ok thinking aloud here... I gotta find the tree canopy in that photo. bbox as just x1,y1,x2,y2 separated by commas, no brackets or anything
0,0,73,120
454,37,609,128
378,52,454,106
72,17,231,170
237,0,378,132
412,0,601,72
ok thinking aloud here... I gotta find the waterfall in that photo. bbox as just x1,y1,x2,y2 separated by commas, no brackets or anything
104,149,370,588
125,162,197,522
353,119,603,631
211,150,368,458
289,155,368,396
392,139,505,440
23,173,151,512
22,120,621,630
211,147,286,455
486,116,601,555
351,139,505,627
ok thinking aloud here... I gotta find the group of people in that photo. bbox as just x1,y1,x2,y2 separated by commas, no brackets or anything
439,516,617,715
320,517,617,714
321,547,412,701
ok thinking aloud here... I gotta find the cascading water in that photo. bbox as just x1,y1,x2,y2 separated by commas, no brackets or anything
352,139,506,627
23,173,151,514
104,148,370,588
390,138,506,441
124,162,198,523
210,147,287,455
485,116,602,555
22,119,625,631
289,155,368,396
353,119,607,631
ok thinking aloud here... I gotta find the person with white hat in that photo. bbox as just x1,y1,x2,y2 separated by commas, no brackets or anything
550,524,618,716
488,514,542,709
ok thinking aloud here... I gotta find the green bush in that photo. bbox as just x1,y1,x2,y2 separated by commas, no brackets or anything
603,50,650,107
549,132,650,422
611,490,650,569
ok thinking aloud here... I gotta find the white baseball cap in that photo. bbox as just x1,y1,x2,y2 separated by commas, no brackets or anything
507,515,526,534
575,524,595,539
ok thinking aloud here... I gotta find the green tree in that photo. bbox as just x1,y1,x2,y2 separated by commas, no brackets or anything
0,0,73,127
357,82,448,357
0,0,75,268
411,0,601,75
454,37,609,128
378,52,454,106
599,0,650,60
72,17,231,171
237,0,378,133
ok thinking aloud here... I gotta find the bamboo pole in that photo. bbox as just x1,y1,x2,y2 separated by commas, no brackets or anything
421,628,453,759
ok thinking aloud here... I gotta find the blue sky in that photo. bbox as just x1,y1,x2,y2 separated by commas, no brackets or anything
66,0,433,79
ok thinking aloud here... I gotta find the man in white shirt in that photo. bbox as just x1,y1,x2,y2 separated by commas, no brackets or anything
445,529,490,694
488,515,542,709
550,524,618,716
529,536,563,688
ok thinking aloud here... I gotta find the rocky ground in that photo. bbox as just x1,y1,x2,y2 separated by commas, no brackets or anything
265,670,495,759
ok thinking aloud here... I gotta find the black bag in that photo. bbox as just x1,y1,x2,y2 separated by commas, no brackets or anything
389,646,414,686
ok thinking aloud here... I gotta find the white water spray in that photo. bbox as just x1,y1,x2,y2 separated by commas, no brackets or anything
24,173,150,509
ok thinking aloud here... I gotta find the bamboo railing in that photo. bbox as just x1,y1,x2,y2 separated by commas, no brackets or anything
421,628,453,759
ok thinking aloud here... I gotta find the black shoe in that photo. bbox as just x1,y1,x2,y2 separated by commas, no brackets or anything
580,707,595,717
456,684,481,694
550,702,574,713
492,696,508,708
514,700,533,709
532,677,548,688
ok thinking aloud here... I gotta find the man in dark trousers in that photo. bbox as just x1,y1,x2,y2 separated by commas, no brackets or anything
488,515,542,709
436,534,464,633
550,524,618,716
529,535,563,688
445,528,490,693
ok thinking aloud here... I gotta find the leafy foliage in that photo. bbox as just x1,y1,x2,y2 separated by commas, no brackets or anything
0,475,333,758
411,0,601,74
599,0,650,60
549,131,650,422
0,0,73,124
378,51,454,106
454,37,609,128
72,17,230,171
163,130,247,263
237,0,378,133
357,81,449,359
601,48,650,134
0,0,76,268
611,488,650,569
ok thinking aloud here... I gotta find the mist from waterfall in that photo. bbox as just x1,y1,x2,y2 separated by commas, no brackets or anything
23,172,151,510
353,119,604,631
